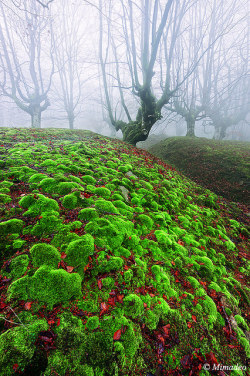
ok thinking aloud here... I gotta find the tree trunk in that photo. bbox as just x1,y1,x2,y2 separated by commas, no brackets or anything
68,116,74,130
121,121,149,146
120,87,161,146
213,125,226,140
186,116,195,137
31,106,41,128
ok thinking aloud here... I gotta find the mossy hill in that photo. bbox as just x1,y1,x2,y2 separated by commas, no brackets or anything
149,137,250,205
0,127,249,376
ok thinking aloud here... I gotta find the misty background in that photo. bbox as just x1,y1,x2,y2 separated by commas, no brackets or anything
0,0,249,142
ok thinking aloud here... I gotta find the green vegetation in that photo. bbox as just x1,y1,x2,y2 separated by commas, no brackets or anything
0,128,249,375
149,136,250,204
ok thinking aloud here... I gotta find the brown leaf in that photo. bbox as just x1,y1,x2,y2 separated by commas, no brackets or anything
113,329,122,340
24,302,32,310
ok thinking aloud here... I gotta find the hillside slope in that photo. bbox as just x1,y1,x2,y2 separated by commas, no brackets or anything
0,128,249,376
149,137,250,205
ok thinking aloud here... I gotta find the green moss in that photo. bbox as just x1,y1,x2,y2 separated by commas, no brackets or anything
39,177,58,193
95,199,119,215
0,219,24,235
20,194,59,216
57,181,80,195
62,193,78,209
0,187,10,194
118,164,132,173
0,319,48,376
234,315,249,330
86,316,100,331
82,175,96,184
94,187,111,199
8,266,82,308
154,230,172,246
0,180,13,188
123,294,144,319
18,194,36,209
152,297,170,319
144,309,159,330
28,173,47,184
65,234,95,269
238,337,250,357
137,214,153,230
124,269,133,283
30,243,61,268
98,257,124,273
30,211,62,237
41,159,58,167
9,254,29,280
0,193,11,204
78,208,99,221
102,277,115,290
13,239,26,249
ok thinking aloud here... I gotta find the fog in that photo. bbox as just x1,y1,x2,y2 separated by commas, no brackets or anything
0,0,249,143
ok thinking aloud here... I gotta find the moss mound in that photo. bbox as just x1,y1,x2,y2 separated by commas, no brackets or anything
0,128,249,375
149,136,250,204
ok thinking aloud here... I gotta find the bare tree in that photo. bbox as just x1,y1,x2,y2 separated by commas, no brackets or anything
201,1,249,139
0,0,54,128
50,0,92,129
99,0,179,146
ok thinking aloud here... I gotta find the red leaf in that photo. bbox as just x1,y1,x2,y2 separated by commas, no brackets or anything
108,297,116,306
117,294,124,303
187,322,192,328
84,263,90,271
66,266,74,273
100,302,109,316
98,280,103,290
192,315,197,322
25,302,32,310
113,329,122,340
61,252,67,259
47,319,55,325
205,351,218,365
162,324,170,335
13,364,19,371
57,318,60,326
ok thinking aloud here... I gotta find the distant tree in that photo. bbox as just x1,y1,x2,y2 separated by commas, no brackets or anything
164,0,245,138
51,0,91,129
0,0,54,128
201,2,249,140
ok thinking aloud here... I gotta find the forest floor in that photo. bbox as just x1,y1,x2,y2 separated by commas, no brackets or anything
0,128,249,376
148,137,250,207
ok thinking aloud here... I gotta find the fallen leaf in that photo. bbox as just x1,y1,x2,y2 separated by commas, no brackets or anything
98,280,103,289
66,266,74,273
192,315,197,322
113,329,122,340
24,302,32,310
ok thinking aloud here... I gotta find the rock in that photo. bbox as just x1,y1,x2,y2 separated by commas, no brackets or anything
119,186,129,202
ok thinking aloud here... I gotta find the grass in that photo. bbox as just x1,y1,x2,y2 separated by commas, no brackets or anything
148,137,250,206
0,127,249,376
